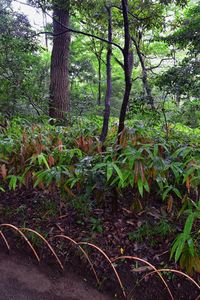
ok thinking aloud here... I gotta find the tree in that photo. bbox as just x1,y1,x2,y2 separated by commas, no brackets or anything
49,1,71,120
0,1,47,116
89,39,105,106
100,5,112,142
118,0,132,135
157,2,200,104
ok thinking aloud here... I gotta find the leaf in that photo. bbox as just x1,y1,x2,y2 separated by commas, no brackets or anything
129,174,134,187
134,161,139,184
171,234,182,259
153,144,158,156
37,154,50,169
143,180,150,193
112,163,124,183
0,186,5,192
186,176,190,192
9,175,17,190
0,164,7,178
137,177,144,197
139,162,145,182
57,139,63,152
162,186,172,201
48,155,55,167
183,213,194,238
193,257,200,273
167,195,173,213
187,237,195,257
183,167,196,183
107,164,113,181
129,157,136,169
173,187,182,199
93,162,106,170
175,236,185,262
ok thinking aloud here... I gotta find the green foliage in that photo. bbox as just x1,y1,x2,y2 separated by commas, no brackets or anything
71,195,92,216
90,217,103,233
170,199,200,274
156,57,200,101
0,111,199,275
1,117,199,203
165,3,200,53
128,219,173,247
0,4,49,116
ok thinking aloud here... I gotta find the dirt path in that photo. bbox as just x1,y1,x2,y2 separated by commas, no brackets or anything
0,251,113,300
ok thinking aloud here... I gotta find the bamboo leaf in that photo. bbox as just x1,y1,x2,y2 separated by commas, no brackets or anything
162,186,172,201
137,177,144,197
173,187,182,199
107,164,113,181
183,213,194,238
187,237,195,257
112,163,123,183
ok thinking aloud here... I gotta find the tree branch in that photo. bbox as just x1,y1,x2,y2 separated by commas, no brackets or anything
146,57,174,70
44,7,123,52
14,0,124,52
132,76,142,82
112,4,151,22
113,54,124,69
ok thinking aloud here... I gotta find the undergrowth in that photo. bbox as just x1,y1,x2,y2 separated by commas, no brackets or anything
0,116,199,274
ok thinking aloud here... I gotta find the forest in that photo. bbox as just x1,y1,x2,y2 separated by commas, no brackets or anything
0,0,199,299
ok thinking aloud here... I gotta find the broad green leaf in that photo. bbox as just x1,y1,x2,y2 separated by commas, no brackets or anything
0,186,5,192
173,187,182,199
143,180,150,193
162,186,172,201
137,178,144,197
9,175,17,190
112,163,124,183
107,164,113,181
175,236,185,262
183,213,194,238
187,237,195,257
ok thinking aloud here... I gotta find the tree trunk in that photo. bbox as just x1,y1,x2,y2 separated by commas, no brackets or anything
100,6,112,142
133,38,154,109
118,0,132,136
97,57,102,106
49,3,70,120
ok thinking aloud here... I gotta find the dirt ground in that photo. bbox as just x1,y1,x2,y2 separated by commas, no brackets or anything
0,251,113,300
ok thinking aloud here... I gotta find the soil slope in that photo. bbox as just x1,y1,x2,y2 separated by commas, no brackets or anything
0,252,113,300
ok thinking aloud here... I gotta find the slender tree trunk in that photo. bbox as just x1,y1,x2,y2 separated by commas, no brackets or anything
100,6,112,142
97,57,102,106
49,3,70,120
133,38,154,109
118,0,132,135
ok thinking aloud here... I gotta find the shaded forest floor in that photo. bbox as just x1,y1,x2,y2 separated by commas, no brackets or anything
0,189,199,300
0,250,112,300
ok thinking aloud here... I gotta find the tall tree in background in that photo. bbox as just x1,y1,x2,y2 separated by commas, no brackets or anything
90,39,104,106
118,0,132,135
49,1,70,120
0,0,47,116
100,5,112,142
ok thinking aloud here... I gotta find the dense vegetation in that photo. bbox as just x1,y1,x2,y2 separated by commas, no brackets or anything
0,0,199,299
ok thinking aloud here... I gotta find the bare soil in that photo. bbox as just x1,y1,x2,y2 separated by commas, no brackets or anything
0,251,113,300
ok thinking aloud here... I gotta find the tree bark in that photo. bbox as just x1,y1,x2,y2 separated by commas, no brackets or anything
100,6,112,142
49,3,70,120
133,38,154,109
118,0,132,136
97,56,102,106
